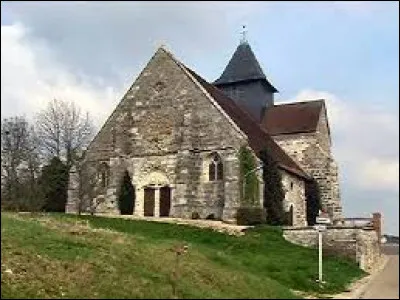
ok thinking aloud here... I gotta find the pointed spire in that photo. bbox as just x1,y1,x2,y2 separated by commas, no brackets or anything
214,30,277,92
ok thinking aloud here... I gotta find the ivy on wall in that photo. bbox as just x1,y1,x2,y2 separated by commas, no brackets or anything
238,146,259,206
259,148,285,225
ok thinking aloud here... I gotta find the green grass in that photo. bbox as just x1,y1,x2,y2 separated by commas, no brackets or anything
1,212,365,299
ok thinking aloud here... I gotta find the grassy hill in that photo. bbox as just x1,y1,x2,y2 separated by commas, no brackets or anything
1,213,365,299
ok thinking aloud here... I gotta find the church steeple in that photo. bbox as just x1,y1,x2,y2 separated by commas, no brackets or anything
214,33,278,121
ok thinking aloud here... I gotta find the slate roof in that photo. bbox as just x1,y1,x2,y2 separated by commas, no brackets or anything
213,42,278,93
261,100,325,135
181,65,309,180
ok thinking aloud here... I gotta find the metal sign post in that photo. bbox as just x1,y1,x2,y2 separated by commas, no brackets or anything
314,210,331,285
314,224,326,284
318,227,323,283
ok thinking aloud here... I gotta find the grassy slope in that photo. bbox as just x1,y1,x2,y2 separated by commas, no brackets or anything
1,213,365,299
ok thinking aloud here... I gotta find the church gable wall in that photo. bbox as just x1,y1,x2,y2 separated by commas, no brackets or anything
84,49,247,162
67,49,249,220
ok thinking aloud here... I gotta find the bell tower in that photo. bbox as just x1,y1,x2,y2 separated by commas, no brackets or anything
214,27,278,121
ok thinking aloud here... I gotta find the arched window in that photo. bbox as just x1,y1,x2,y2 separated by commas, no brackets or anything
209,162,216,181
98,162,110,188
208,153,223,181
217,161,223,180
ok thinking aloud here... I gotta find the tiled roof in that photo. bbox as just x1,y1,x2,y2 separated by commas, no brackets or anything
261,100,325,135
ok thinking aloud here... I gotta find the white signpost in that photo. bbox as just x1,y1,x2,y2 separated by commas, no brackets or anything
314,210,331,285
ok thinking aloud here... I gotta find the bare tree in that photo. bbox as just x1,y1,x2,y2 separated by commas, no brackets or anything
1,116,28,206
1,117,42,210
35,99,94,169
20,125,44,211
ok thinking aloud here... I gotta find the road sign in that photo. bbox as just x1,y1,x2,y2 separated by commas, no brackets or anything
313,224,327,232
316,210,331,225
316,217,331,224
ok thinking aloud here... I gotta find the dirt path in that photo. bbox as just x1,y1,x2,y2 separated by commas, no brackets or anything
94,213,252,236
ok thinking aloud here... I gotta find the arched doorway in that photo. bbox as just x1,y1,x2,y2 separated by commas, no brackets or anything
138,171,170,218
285,205,294,226
159,186,171,217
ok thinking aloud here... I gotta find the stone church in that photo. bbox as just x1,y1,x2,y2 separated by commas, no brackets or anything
66,40,343,226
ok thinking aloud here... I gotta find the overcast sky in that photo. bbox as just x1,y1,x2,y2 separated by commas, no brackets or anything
1,1,398,235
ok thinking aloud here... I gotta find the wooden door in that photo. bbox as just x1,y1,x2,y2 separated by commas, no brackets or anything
159,186,171,217
144,187,155,217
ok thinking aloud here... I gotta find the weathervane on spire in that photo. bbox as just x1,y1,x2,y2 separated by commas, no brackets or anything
240,25,248,44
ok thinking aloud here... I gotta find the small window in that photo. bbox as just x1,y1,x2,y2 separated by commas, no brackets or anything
208,153,223,181
99,162,110,188
290,182,294,190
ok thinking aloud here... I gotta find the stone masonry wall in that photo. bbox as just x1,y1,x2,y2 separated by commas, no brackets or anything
67,48,252,221
282,226,381,272
273,130,342,220
281,171,307,227
315,105,331,154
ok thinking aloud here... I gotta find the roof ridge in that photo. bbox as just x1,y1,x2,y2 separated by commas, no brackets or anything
274,99,325,106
